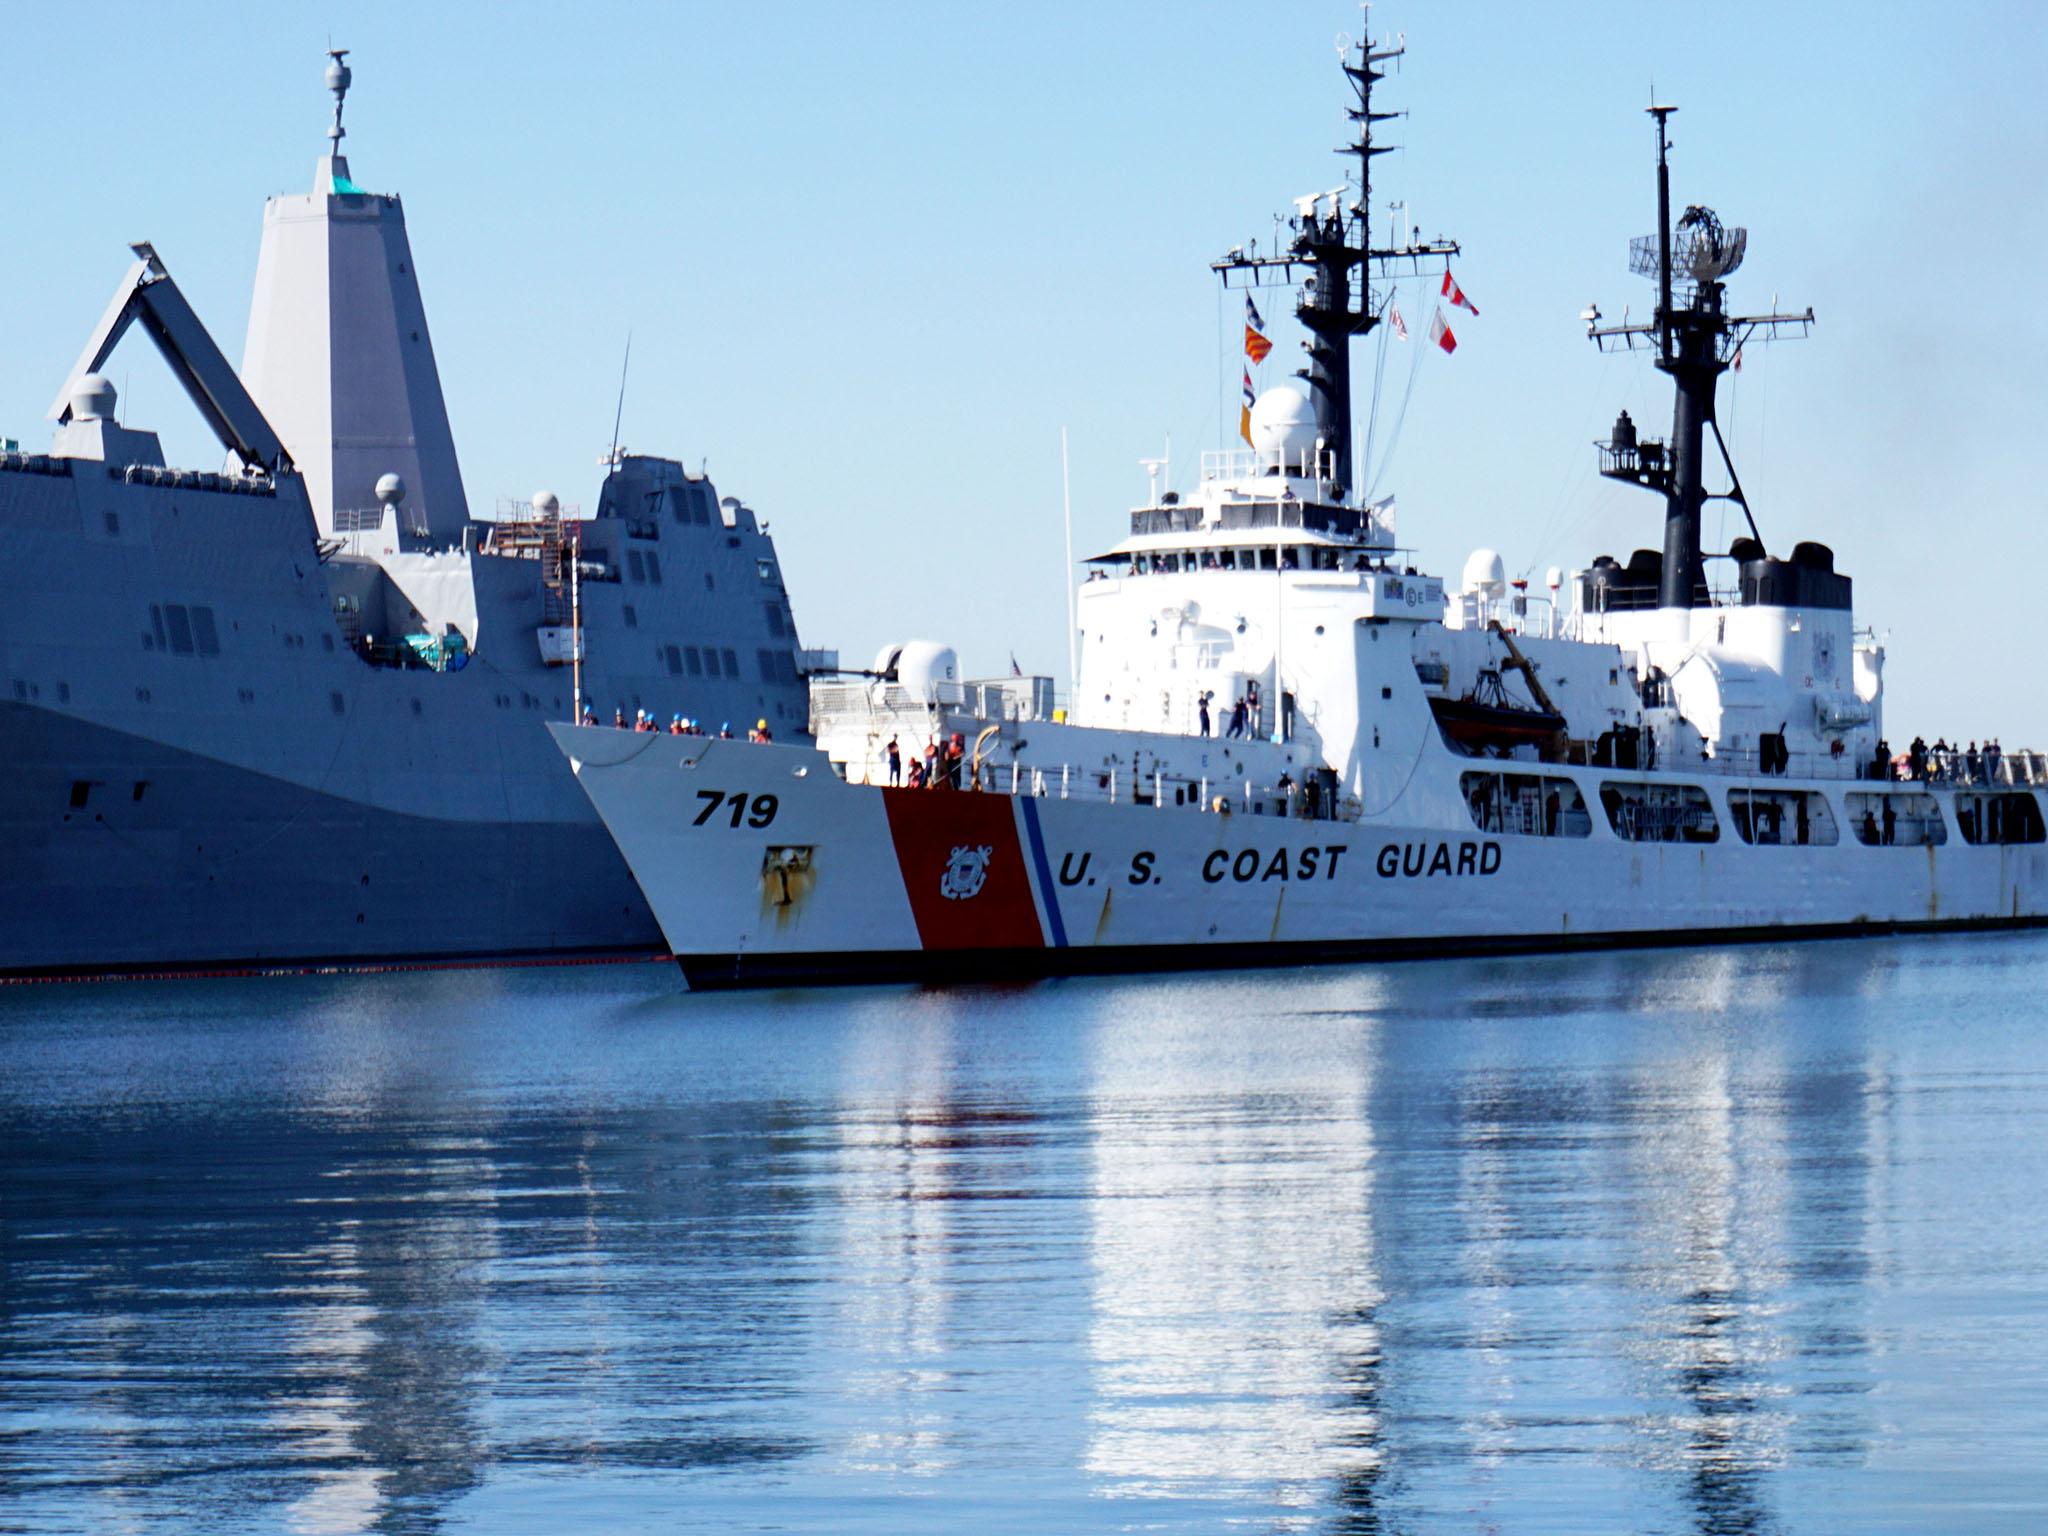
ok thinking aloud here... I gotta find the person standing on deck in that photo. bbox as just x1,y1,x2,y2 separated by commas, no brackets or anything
886,736,902,785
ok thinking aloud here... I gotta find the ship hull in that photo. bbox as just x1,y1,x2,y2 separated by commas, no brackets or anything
554,728,2048,990
0,703,660,976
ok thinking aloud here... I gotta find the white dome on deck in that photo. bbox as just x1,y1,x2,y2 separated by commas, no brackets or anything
1249,387,1321,460
69,374,117,422
878,640,959,703
1462,547,1506,596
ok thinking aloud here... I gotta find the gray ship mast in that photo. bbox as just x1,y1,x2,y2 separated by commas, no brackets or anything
1211,24,1457,503
1586,106,1814,607
241,50,472,548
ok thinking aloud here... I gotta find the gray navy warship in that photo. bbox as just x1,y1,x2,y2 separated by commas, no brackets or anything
0,54,813,975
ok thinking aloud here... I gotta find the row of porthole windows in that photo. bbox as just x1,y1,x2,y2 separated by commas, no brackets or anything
1460,771,2047,848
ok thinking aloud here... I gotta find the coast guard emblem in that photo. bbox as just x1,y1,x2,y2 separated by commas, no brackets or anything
940,844,993,901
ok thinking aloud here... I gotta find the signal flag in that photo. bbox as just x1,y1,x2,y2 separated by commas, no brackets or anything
1243,294,1272,364
1441,270,1480,316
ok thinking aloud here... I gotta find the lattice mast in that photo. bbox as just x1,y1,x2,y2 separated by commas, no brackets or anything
1587,106,1814,608
1212,26,1457,502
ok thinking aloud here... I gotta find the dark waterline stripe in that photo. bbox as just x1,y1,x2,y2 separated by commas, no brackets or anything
677,912,2048,991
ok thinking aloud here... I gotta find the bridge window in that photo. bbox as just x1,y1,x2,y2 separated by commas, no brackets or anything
164,604,195,655
667,485,711,526
1846,792,1946,846
1599,781,1719,843
684,646,703,677
1729,787,1838,846
1461,772,1591,837
722,647,739,677
664,645,682,675
1953,792,2046,846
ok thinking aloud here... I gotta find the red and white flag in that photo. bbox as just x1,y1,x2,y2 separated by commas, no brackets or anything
1389,298,1409,341
1429,308,1457,355
1732,344,1744,372
1441,269,1480,316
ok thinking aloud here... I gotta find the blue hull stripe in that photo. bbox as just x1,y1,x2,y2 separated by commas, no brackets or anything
1018,797,1069,948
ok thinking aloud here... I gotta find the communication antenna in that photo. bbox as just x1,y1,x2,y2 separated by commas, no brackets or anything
1210,23,1458,502
1138,455,1166,507
325,49,351,154
607,332,632,469
1061,427,1077,703
1586,103,1814,607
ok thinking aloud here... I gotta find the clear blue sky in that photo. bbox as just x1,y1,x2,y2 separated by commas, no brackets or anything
3,2,2042,743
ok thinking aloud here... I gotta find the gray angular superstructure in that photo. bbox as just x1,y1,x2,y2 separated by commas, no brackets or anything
0,58,811,975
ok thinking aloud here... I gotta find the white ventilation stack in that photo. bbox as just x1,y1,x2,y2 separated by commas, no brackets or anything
241,50,470,547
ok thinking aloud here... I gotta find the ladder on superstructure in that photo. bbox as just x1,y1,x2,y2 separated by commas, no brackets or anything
484,510,573,625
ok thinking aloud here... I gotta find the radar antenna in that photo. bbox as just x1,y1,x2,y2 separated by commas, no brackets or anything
1586,105,1814,607
325,49,352,155
1211,22,1457,503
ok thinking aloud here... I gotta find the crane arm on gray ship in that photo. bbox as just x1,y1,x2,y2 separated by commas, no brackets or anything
47,242,294,477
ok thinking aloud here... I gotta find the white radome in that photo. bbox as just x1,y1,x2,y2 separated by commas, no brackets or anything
1462,547,1507,596
69,374,117,422
885,640,959,703
375,472,406,506
531,490,560,516
1248,387,1321,459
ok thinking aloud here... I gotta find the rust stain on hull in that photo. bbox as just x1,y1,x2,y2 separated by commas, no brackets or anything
762,845,816,925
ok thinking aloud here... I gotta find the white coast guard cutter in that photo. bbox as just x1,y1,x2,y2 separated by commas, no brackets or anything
552,30,2047,990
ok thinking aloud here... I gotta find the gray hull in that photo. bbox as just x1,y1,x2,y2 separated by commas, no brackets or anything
0,702,658,973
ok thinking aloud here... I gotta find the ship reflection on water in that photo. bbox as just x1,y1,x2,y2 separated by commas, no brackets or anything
2,937,2044,1533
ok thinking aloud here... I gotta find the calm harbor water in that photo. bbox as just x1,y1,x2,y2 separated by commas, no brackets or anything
4,936,2048,1534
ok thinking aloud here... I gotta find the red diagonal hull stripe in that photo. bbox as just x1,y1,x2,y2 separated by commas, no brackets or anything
880,790,1044,951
